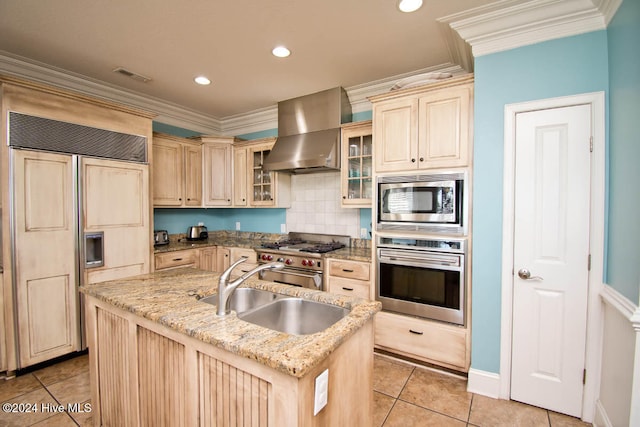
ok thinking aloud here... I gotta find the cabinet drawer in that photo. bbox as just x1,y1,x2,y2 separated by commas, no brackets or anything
328,259,370,281
155,249,198,270
328,277,370,300
375,311,467,371
229,247,257,263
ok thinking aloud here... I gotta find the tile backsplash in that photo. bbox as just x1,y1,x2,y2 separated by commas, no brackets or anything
286,172,360,238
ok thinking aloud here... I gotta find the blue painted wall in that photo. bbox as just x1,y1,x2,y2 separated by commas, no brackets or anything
153,122,202,138
606,0,640,304
472,31,609,373
154,208,286,234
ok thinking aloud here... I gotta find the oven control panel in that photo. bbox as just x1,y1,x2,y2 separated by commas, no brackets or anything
377,236,465,254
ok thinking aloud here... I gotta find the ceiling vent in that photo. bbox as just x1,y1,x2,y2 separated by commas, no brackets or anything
112,67,151,83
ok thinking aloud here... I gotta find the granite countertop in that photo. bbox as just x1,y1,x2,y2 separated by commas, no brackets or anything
80,267,381,378
154,233,373,262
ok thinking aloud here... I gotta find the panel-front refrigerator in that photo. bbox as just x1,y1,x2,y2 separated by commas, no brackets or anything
9,113,150,369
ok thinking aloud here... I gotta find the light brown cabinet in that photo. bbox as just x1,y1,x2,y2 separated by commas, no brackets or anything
341,121,373,208
371,75,473,173
326,259,372,300
154,249,199,271
199,136,234,207
152,133,202,207
198,247,217,272
232,138,291,208
375,311,469,372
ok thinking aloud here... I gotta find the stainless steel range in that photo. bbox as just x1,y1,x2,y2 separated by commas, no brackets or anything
256,232,350,290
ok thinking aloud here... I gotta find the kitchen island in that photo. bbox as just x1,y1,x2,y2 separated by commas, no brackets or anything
81,267,380,426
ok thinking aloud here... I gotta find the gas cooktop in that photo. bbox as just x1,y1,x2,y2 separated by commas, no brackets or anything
258,233,349,254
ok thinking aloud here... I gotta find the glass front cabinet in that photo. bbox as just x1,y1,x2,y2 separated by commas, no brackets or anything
341,120,373,208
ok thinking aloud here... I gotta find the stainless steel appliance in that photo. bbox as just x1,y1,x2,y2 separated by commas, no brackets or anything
377,172,466,234
154,229,170,246
376,236,466,326
187,225,208,240
262,87,352,173
256,232,350,290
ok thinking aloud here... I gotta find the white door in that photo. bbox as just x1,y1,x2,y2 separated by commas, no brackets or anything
13,150,80,367
510,105,591,417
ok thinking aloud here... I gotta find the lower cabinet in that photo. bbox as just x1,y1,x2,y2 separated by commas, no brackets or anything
374,311,469,372
197,247,217,272
154,249,198,271
326,259,372,300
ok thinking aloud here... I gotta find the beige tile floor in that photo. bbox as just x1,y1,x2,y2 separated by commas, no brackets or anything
0,351,592,426
373,353,592,427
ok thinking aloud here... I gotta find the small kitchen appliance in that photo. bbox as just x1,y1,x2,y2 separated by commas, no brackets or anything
186,225,208,241
154,230,170,246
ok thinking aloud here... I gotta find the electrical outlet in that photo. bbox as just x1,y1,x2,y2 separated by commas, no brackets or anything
235,222,241,231
198,221,204,226
281,224,287,233
360,228,368,238
313,369,329,416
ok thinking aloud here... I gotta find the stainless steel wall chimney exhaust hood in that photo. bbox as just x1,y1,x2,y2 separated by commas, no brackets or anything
262,87,352,173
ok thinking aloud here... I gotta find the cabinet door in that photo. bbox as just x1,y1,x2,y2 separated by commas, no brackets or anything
374,97,418,172
232,147,247,206
153,138,183,206
13,150,79,367
217,248,230,272
204,143,232,206
341,122,373,208
183,143,202,206
198,247,217,272
417,85,471,169
248,143,275,207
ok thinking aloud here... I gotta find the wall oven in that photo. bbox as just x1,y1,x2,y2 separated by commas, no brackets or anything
377,172,465,234
376,236,466,326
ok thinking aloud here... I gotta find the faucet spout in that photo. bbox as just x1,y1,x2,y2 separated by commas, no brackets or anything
216,259,284,316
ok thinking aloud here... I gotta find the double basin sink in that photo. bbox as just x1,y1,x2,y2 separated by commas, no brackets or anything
200,288,350,335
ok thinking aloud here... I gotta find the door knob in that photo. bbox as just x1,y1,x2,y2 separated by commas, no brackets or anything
517,268,543,281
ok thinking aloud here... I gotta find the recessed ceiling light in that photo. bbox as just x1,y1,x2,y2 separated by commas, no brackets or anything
194,76,211,85
272,46,291,58
397,0,423,13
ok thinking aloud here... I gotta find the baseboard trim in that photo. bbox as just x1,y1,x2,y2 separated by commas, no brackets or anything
467,368,502,399
593,399,613,427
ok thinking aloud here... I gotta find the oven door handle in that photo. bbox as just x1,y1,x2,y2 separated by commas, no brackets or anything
384,255,460,267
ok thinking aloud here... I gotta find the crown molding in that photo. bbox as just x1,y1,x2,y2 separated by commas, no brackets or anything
441,0,621,57
0,51,223,134
0,53,467,136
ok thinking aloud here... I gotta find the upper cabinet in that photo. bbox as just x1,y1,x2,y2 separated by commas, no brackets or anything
341,120,373,208
152,132,202,207
198,136,234,207
235,138,291,208
371,75,473,173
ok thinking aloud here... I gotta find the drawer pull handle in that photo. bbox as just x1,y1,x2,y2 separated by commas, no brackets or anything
409,329,424,335
342,287,354,291
173,258,183,261
342,269,354,273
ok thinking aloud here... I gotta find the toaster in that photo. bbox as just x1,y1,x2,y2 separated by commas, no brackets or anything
186,225,208,241
154,230,170,246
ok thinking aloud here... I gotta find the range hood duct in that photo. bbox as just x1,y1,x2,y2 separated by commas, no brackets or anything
262,87,352,173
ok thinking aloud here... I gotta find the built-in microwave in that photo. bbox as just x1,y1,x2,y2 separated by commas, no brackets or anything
377,172,465,233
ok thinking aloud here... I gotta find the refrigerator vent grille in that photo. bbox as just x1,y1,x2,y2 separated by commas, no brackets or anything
8,112,147,163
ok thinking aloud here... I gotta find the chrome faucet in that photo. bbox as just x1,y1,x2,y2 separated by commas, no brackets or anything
216,257,284,316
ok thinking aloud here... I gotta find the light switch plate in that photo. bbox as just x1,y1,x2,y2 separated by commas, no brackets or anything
281,223,286,233
313,369,329,415
235,222,241,230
